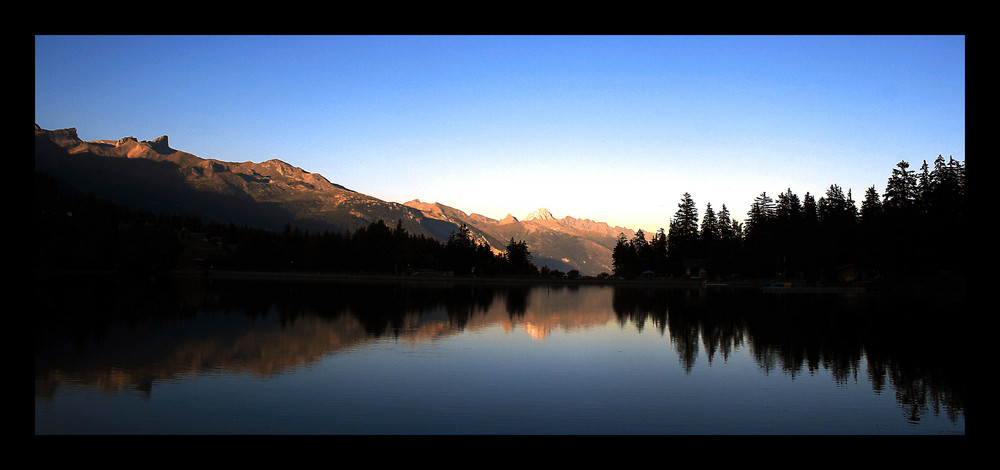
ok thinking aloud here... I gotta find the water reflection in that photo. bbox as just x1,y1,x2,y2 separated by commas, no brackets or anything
612,284,966,424
35,274,965,428
35,275,548,399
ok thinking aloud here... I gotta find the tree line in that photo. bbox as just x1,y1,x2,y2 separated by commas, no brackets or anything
213,220,539,277
36,153,963,282
612,155,965,282
35,172,540,278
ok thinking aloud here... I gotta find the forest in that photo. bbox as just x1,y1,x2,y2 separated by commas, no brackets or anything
34,172,539,278
206,220,540,278
35,155,964,283
612,155,965,283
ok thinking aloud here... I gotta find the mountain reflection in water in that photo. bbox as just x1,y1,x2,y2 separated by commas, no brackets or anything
34,274,965,431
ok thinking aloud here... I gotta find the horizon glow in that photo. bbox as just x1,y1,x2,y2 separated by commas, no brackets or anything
35,35,965,232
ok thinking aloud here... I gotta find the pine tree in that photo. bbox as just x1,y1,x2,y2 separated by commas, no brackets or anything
859,185,884,276
883,160,918,213
880,160,921,276
802,192,818,226
670,193,700,240
631,229,651,274
818,184,846,222
713,204,742,279
667,193,700,276
860,186,882,224
743,192,778,278
775,189,803,279
917,159,933,213
922,155,965,272
504,237,534,276
797,192,821,280
717,204,734,241
650,228,668,276
700,203,719,277
701,203,720,245
926,155,965,219
745,192,776,238
612,233,636,278
445,224,477,275
816,184,858,277
776,189,802,223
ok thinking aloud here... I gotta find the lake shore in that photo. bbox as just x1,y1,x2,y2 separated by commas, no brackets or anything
36,267,964,296
171,268,715,287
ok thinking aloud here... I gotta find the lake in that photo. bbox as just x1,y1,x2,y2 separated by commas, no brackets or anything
34,274,965,435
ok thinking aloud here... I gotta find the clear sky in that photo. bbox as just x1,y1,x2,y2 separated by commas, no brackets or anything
35,35,965,232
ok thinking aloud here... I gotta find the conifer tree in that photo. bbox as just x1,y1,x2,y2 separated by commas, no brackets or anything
612,232,636,278
917,159,933,213
883,160,918,212
745,192,776,237
670,193,700,240
701,203,720,245
743,192,777,278
650,228,668,276
504,237,534,276
881,160,921,276
776,189,802,225
860,186,882,222
775,189,803,278
859,185,884,276
631,229,651,274
445,224,477,275
921,155,965,272
802,192,818,226
667,193,700,276
713,204,742,279
717,204,734,241
817,184,858,278
700,203,720,277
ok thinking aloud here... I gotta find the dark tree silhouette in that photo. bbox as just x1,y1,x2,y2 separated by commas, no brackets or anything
701,203,720,248
743,192,777,278
504,237,537,276
37,154,963,284
775,189,803,278
859,185,884,276
631,229,651,274
667,192,700,277
713,204,743,279
621,156,964,284
884,160,919,213
816,184,858,279
650,228,669,276
612,232,637,278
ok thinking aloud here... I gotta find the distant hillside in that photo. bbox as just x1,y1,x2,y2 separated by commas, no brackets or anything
404,201,646,275
35,125,648,275
34,124,459,240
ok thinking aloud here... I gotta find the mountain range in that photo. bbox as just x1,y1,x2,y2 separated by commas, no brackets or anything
34,125,647,275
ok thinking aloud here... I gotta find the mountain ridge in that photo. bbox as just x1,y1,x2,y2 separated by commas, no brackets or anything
35,125,646,275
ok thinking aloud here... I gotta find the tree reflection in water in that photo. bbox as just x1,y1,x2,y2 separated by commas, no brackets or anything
611,285,965,424
35,274,964,426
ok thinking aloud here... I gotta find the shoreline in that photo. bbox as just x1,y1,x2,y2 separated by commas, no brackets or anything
172,268,716,287
36,268,965,296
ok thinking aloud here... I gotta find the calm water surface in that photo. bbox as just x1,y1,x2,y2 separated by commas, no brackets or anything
34,275,965,435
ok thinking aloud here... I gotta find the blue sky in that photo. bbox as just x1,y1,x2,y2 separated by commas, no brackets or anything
35,35,965,232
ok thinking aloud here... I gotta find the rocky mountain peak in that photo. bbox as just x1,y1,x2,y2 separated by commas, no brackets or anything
525,208,554,221
117,136,138,146
143,135,172,154
499,213,519,225
35,124,645,276
35,124,82,147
